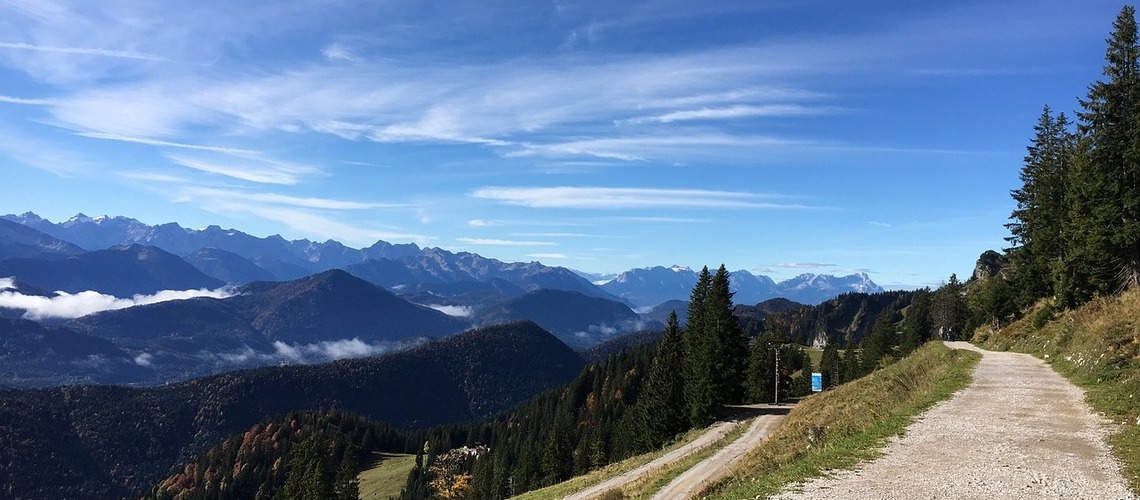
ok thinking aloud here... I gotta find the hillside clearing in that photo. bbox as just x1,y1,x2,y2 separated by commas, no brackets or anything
358,452,416,500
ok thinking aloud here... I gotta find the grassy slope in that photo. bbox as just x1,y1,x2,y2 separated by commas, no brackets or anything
976,291,1140,493
511,424,734,500
358,452,416,500
704,341,979,499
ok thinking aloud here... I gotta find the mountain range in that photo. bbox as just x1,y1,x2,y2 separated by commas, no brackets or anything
0,211,882,386
2,212,883,306
595,265,883,307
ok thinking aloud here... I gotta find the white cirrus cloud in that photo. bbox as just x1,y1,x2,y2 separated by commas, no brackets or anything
0,41,166,61
0,284,234,320
525,253,569,259
77,132,257,155
774,262,837,269
456,237,556,246
472,186,818,210
168,154,319,185
626,104,838,124
0,95,54,105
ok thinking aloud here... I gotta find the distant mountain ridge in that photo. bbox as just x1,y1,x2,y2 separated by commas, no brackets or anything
597,265,883,307
2,212,619,303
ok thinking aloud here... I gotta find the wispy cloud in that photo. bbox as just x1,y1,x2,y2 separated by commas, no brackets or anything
867,221,892,228
321,43,357,62
78,132,256,155
0,95,53,105
456,237,556,246
168,154,319,185
472,186,818,210
526,253,569,259
775,262,837,269
511,232,596,238
183,187,404,210
171,187,430,246
626,104,838,124
507,134,817,161
0,41,165,61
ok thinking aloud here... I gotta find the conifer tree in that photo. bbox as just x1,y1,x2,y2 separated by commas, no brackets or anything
930,274,965,340
633,311,687,450
332,445,360,500
683,267,718,427
819,342,841,388
1073,6,1140,295
861,309,896,372
899,288,932,355
707,265,747,404
745,338,774,402
282,435,332,500
1007,107,1074,306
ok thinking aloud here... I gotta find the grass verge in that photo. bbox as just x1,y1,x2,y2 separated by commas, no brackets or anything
976,291,1140,494
702,341,979,499
619,421,749,499
511,425,713,500
358,452,416,500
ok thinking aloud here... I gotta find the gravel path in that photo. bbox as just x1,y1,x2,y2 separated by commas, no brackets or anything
562,418,741,500
651,411,785,500
775,342,1136,500
563,405,784,500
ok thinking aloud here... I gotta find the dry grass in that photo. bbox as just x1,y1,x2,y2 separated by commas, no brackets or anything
357,452,417,500
978,291,1140,494
703,342,979,499
511,425,713,500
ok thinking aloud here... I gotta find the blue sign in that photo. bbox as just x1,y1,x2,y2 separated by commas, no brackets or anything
811,372,823,392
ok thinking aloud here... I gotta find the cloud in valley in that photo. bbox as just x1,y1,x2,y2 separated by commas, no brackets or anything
425,304,475,317
0,279,234,320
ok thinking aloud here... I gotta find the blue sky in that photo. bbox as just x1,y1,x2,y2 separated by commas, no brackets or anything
0,0,1126,289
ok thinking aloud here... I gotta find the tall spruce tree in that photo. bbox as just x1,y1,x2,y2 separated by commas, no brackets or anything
819,342,841,388
1074,6,1140,295
633,311,687,450
1007,107,1074,307
707,265,748,404
899,288,932,355
683,267,718,427
860,308,897,372
931,274,965,340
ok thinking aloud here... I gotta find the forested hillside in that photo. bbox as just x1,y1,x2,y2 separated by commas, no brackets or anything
0,322,582,499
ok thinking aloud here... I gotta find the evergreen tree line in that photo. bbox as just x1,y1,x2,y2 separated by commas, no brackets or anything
1002,6,1140,313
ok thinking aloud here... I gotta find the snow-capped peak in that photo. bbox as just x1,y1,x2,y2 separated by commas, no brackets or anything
670,265,692,273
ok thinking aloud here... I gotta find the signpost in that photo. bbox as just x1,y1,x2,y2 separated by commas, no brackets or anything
811,372,823,392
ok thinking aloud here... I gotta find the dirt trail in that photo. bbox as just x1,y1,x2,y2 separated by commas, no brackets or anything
563,404,785,500
650,411,785,500
775,342,1135,499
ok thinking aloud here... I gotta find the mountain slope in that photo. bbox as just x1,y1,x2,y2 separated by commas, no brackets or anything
236,269,469,344
0,244,223,297
0,317,153,386
184,246,276,284
0,218,84,260
0,321,585,499
53,270,470,385
478,289,651,348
